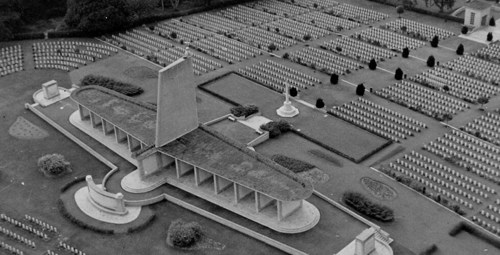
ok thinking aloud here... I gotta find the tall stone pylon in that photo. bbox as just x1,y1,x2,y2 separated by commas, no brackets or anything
276,82,299,117
155,54,198,148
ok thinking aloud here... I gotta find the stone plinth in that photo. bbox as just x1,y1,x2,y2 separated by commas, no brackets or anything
277,101,299,118
42,80,60,99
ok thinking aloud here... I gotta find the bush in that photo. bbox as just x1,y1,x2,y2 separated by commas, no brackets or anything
456,44,464,55
427,55,435,67
80,75,144,96
342,192,394,222
167,219,203,248
60,176,86,192
368,58,377,70
230,104,259,118
268,43,277,51
430,35,439,47
282,52,289,59
487,32,493,42
260,120,291,138
461,26,468,34
315,98,325,108
330,73,339,84
448,221,500,249
402,47,409,58
303,33,312,41
38,154,71,177
356,83,365,96
394,68,403,80
271,154,314,173
289,87,298,97
490,17,496,27
419,244,438,255
170,31,177,39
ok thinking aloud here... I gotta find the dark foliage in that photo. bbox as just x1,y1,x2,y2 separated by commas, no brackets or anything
80,74,144,96
402,47,409,58
490,17,496,26
57,199,114,234
427,55,435,67
260,120,291,138
368,58,377,70
330,73,339,84
289,87,298,97
395,68,403,80
419,244,438,255
356,83,365,96
60,176,86,192
448,221,500,249
461,26,468,34
315,98,325,109
167,219,203,248
64,0,132,33
271,154,315,173
230,104,259,118
342,192,394,222
487,32,493,42
430,35,439,47
456,43,464,55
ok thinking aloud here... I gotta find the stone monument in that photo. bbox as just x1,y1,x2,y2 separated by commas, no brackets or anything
42,80,60,99
355,228,376,255
276,82,299,117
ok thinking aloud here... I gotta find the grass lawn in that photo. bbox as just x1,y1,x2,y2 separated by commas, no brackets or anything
208,119,259,144
203,73,390,161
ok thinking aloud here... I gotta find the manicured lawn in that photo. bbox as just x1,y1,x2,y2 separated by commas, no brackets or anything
208,119,259,144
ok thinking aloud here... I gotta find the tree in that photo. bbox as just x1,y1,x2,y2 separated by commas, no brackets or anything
461,26,468,34
64,0,132,33
368,58,377,70
402,47,410,58
490,17,496,27
170,31,177,39
0,22,13,42
38,154,72,177
427,55,435,67
167,219,203,248
316,98,325,108
487,32,493,42
283,52,289,59
395,68,404,80
443,85,450,92
268,43,277,51
356,83,365,96
330,73,339,84
303,33,312,41
443,113,453,122
424,0,456,13
289,87,298,97
430,35,439,47
477,97,489,109
396,5,404,18
456,44,464,55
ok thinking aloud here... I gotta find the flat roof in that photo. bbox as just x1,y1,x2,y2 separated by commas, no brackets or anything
158,126,313,201
71,86,156,145
466,1,491,10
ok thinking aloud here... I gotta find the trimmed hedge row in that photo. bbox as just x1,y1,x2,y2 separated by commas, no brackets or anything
57,199,114,234
260,120,291,138
419,244,438,255
80,75,144,96
449,221,500,249
271,154,314,173
230,104,259,118
342,191,394,222
60,176,87,192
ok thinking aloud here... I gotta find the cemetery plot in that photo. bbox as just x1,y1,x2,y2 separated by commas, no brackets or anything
288,46,362,75
8,116,49,140
472,202,500,236
191,35,261,64
229,26,297,52
383,18,455,41
322,36,397,63
292,11,360,32
374,80,469,118
443,55,500,85
153,46,223,75
461,111,500,146
33,41,116,72
325,3,389,24
279,0,339,9
215,5,278,25
385,151,496,211
245,0,309,17
182,13,245,33
473,42,500,62
238,59,320,92
351,27,426,51
154,19,213,43
424,129,500,185
410,67,500,102
0,45,23,77
330,97,427,142
259,18,330,42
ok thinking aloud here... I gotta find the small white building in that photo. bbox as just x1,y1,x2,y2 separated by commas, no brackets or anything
464,1,491,28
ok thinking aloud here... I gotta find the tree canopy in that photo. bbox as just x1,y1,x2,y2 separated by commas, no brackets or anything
64,0,134,32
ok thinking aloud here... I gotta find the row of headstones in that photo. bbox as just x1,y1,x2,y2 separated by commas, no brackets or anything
0,226,35,248
59,242,86,255
0,213,48,239
46,250,60,255
0,241,24,255
25,214,57,233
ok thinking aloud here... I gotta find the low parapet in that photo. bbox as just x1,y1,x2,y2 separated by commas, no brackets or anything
86,175,127,215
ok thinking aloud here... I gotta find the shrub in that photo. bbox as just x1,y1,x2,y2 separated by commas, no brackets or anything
427,55,435,67
356,83,365,96
38,154,71,177
282,52,289,59
260,120,291,138
170,31,177,39
487,32,493,42
268,43,277,51
402,47,409,58
461,26,468,34
289,87,298,97
342,192,394,222
303,33,312,41
230,104,259,118
448,221,500,249
60,176,87,192
316,98,325,108
490,17,496,26
80,75,144,96
430,35,439,47
330,73,339,84
420,244,438,255
167,219,203,248
368,58,377,70
456,44,464,55
271,154,314,173
395,68,403,80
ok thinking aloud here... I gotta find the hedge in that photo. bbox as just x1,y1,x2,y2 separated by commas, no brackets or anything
60,176,87,192
419,244,438,255
230,104,259,118
260,120,291,138
80,75,144,96
271,154,315,173
449,221,500,249
57,199,114,234
342,191,394,222
127,214,156,234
